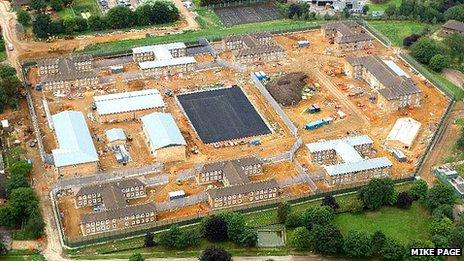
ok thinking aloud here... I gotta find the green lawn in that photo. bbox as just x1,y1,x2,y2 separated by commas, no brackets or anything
368,20,435,46
3,250,46,261
368,0,402,12
0,50,6,62
58,0,101,19
335,203,432,244
81,19,322,56
195,7,224,29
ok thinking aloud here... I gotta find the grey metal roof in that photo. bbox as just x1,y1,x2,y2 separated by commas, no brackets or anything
443,20,464,33
76,178,144,198
39,55,97,83
106,128,126,143
207,179,278,199
132,43,186,54
138,57,196,70
324,157,392,176
346,56,421,100
52,111,99,168
141,112,186,150
94,89,165,116
323,21,373,44
306,135,373,153
235,45,284,57
81,203,156,224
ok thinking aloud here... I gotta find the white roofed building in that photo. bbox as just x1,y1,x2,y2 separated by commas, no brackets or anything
94,89,165,123
52,111,99,176
106,128,126,146
306,135,392,186
132,43,196,78
386,117,421,149
141,112,186,162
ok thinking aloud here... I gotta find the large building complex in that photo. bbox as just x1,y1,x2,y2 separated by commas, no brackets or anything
345,56,421,111
321,21,373,52
133,43,197,78
37,55,98,91
199,156,279,209
141,112,186,162
76,179,155,236
93,89,165,123
306,135,392,186
223,33,284,63
51,111,99,176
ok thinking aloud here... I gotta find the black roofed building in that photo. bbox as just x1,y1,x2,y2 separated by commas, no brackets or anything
37,55,98,92
198,156,279,209
321,21,373,52
345,56,421,111
442,20,464,36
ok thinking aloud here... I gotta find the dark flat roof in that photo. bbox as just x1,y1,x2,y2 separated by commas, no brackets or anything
443,20,464,33
177,86,271,143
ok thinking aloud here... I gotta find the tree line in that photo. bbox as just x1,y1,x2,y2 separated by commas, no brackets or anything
17,1,179,39
0,150,45,247
0,65,22,113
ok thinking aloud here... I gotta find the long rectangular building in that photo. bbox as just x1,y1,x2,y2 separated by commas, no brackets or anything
52,111,99,176
345,56,421,111
223,32,284,63
321,21,373,52
93,89,165,123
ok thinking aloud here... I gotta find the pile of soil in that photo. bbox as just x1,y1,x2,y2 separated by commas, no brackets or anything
266,72,307,106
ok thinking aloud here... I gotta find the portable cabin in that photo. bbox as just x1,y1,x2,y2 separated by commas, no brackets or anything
297,40,310,48
391,149,407,162
305,119,326,130
110,65,124,74
169,190,186,200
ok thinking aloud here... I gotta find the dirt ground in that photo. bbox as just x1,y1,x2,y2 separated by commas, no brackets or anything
30,28,451,239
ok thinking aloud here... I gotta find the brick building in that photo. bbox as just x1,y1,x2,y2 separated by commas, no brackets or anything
200,156,279,209
306,135,392,186
93,89,165,123
321,21,373,52
37,55,98,92
77,178,155,236
345,56,421,111
132,43,187,62
223,32,284,63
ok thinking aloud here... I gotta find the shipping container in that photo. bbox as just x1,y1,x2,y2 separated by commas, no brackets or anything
169,190,186,200
391,149,407,162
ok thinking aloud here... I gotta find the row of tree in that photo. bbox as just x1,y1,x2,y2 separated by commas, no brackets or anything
0,65,22,113
409,33,464,72
21,2,179,39
277,178,462,259
0,155,45,242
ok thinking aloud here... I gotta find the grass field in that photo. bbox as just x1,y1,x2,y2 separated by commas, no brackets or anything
3,250,46,261
368,20,435,46
195,7,224,29
335,203,432,244
368,0,402,12
0,50,6,62
81,19,322,56
57,0,101,19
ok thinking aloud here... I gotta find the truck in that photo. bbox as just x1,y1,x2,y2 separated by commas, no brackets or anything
7,43,14,51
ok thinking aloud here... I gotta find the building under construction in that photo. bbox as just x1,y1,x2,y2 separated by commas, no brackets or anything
321,21,373,52
223,32,284,63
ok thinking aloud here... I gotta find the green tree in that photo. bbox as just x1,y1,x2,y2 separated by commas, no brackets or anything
372,230,386,256
151,1,179,24
410,38,443,64
239,228,257,247
106,6,136,29
277,202,291,224
310,224,344,255
396,191,413,209
17,10,31,27
30,0,46,11
358,178,395,210
384,4,397,17
202,215,228,242
444,34,464,62
302,206,335,229
449,225,464,248
343,230,373,258
444,4,464,22
321,195,339,211
50,0,63,11
432,234,449,248
432,204,454,220
199,246,232,261
289,226,311,250
24,210,45,239
218,212,245,243
129,253,144,261
406,240,438,261
346,197,364,213
380,238,406,260
159,225,181,248
425,183,455,211
174,228,200,249
0,65,17,78
7,187,39,226
32,14,52,39
430,217,454,238
87,16,107,31
135,4,152,26
410,179,428,200
63,18,77,35
285,212,303,228
429,54,450,72
0,240,7,255
144,232,155,247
